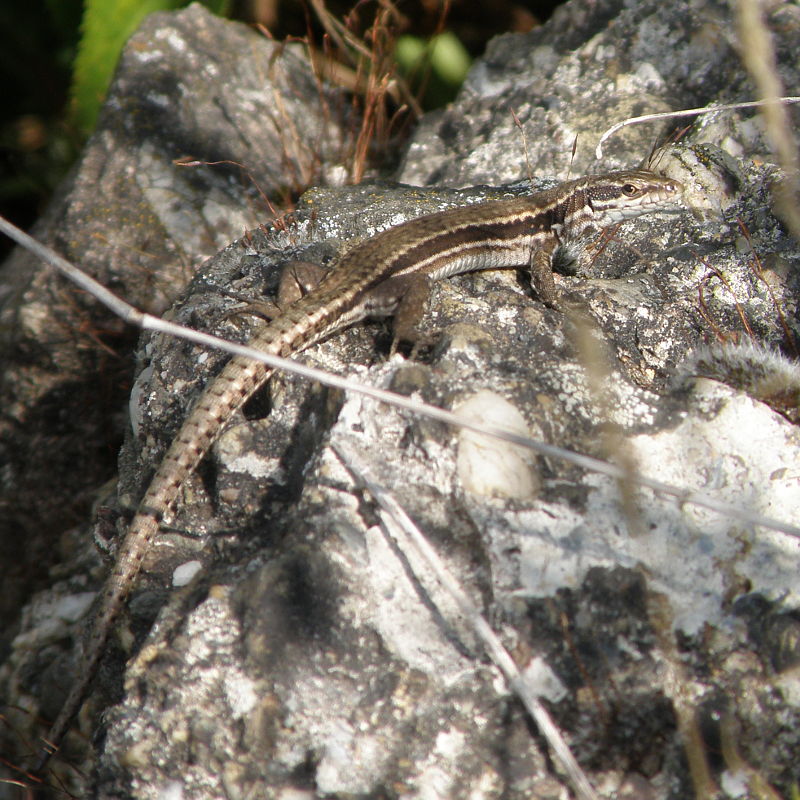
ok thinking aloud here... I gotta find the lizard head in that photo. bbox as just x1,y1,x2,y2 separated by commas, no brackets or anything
583,169,684,223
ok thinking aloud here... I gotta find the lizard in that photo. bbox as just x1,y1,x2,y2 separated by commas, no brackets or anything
36,168,683,770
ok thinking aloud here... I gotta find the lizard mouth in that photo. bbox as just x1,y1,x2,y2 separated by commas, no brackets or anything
613,180,684,221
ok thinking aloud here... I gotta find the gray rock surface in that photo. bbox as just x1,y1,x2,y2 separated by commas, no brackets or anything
2,1,800,799
0,2,348,619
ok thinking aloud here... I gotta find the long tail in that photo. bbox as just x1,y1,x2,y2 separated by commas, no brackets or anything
36,353,273,771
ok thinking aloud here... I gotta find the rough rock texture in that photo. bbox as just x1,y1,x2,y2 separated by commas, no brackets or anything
2,1,800,799
0,3,348,622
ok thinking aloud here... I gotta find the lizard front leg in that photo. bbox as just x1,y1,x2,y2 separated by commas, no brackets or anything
529,242,559,308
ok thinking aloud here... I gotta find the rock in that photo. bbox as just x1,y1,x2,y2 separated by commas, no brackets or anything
0,2,348,613
3,0,800,798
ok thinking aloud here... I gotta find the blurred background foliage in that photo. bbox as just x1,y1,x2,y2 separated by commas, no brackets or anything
0,0,559,257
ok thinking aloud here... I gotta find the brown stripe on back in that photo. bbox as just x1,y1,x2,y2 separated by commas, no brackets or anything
382,204,549,278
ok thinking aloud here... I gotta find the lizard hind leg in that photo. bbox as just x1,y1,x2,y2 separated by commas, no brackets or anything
221,261,329,324
387,274,438,357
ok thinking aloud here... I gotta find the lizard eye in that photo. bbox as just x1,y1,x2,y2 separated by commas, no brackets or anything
621,183,640,197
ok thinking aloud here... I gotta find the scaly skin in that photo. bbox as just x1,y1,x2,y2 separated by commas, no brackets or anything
36,169,682,770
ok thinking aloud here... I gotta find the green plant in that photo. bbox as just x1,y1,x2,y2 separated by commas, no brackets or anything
394,30,471,109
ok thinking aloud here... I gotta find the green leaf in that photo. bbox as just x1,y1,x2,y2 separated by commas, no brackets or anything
394,35,427,75
395,31,471,109
426,31,471,87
